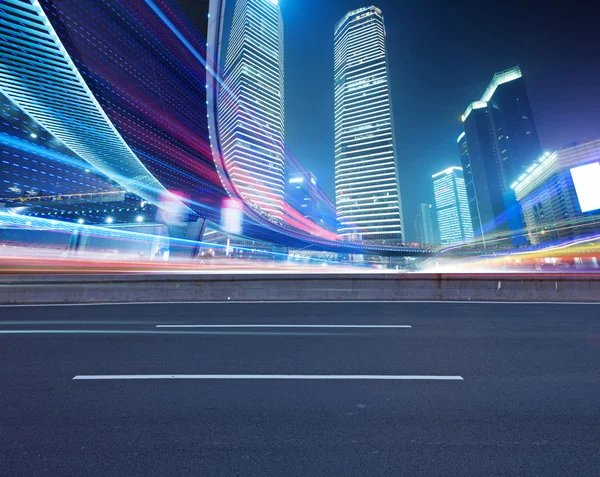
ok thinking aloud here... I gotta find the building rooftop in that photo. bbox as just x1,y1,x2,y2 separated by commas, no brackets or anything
432,166,463,179
335,6,383,33
511,151,554,190
512,139,600,198
462,66,522,122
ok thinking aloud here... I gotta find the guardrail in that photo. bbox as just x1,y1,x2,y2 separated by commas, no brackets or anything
1,273,599,304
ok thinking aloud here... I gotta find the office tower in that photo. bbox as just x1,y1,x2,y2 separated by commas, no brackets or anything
513,140,600,244
334,6,403,243
219,0,285,219
414,203,436,246
432,167,473,245
460,66,541,246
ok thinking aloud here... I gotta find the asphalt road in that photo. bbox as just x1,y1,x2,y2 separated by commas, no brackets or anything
1,301,600,476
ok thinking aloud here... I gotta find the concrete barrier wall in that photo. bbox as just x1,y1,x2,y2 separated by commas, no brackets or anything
1,273,600,304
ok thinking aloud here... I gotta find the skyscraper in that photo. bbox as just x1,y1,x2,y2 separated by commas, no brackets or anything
219,0,285,219
459,66,541,246
414,203,436,246
433,167,473,245
334,6,403,243
461,103,510,244
458,66,542,245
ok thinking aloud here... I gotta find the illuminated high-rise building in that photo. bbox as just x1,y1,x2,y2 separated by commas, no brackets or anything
459,67,540,246
513,140,600,244
219,0,285,219
433,167,473,245
334,6,403,243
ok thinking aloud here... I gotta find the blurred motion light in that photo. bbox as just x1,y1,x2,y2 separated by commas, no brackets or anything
221,198,243,235
29,133,38,139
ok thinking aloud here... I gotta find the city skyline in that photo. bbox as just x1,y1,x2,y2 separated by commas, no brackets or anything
175,0,600,242
2,3,600,474
1,0,598,251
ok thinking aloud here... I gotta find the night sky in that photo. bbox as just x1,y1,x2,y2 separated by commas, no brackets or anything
177,0,600,241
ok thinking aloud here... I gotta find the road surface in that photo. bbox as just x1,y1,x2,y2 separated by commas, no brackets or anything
1,301,600,476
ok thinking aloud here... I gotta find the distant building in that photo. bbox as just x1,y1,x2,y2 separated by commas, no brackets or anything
334,6,403,244
219,0,286,219
512,139,600,244
286,174,315,222
414,203,436,246
285,163,338,233
460,67,541,247
433,167,473,245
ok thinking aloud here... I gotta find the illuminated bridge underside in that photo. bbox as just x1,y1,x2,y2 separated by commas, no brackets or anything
0,0,178,210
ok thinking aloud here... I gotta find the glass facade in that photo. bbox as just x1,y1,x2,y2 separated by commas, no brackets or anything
334,6,403,243
460,67,538,246
219,0,286,220
461,105,511,245
433,167,473,245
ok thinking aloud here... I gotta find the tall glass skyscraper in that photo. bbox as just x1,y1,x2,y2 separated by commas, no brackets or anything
219,0,285,219
433,167,473,245
459,66,540,246
334,6,403,243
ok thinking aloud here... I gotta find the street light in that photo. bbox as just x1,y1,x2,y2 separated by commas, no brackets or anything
106,217,114,224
